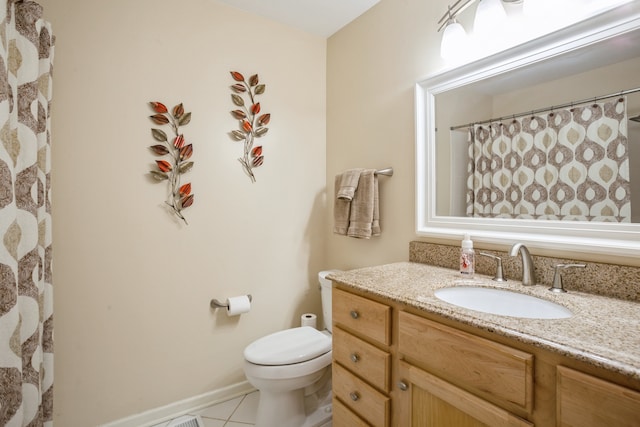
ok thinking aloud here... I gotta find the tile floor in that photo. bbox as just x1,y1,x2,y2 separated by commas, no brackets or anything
152,391,260,427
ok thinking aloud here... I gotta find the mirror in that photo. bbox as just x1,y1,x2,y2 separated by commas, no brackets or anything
416,4,640,257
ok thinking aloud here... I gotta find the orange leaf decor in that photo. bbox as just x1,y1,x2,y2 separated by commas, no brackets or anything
156,160,172,172
173,134,185,149
150,102,168,113
179,183,192,196
227,70,271,183
230,71,245,82
147,101,194,225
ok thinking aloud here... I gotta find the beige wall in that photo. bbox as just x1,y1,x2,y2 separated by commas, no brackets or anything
41,0,326,425
326,0,451,270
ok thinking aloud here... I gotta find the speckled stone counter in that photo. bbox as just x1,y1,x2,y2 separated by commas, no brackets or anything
328,262,640,380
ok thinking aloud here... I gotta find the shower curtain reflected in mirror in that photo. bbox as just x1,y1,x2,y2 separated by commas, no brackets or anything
466,98,631,222
0,0,54,425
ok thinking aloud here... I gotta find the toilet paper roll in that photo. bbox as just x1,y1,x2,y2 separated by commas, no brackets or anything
301,313,317,329
226,295,251,316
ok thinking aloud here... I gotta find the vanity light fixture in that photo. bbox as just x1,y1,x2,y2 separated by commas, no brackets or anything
438,0,521,60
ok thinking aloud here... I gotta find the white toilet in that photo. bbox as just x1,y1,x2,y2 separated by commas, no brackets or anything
243,270,338,427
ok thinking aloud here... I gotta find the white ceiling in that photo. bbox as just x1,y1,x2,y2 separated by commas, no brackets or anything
216,0,381,38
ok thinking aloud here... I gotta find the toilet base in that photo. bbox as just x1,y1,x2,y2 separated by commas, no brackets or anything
254,389,332,427
255,388,305,427
254,368,332,427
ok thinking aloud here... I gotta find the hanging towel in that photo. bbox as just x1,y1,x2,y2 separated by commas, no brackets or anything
333,173,351,235
347,169,378,239
336,168,363,201
371,176,381,237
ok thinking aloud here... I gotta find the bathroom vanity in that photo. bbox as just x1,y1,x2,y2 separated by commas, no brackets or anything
330,262,640,426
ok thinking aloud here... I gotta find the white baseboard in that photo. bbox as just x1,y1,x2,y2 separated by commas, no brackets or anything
99,381,256,427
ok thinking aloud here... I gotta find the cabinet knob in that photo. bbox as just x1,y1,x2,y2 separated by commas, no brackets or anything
349,391,360,401
350,310,359,319
398,381,408,391
350,353,360,363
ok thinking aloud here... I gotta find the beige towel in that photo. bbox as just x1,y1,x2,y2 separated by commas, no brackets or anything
333,173,351,235
371,176,380,236
347,169,378,239
336,168,363,201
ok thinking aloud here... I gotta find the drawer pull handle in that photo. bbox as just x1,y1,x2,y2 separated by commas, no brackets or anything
350,391,360,401
398,381,408,391
350,353,360,363
350,310,359,319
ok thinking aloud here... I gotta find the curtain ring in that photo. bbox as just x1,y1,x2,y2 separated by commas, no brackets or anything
549,106,555,118
570,102,574,113
592,96,598,108
511,114,516,124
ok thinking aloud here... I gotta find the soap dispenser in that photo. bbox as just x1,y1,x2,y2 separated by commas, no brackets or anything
460,233,475,277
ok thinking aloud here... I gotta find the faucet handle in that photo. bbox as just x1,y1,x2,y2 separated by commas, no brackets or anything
479,252,506,282
550,263,586,293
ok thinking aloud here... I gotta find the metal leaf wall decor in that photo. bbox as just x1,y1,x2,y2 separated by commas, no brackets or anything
228,71,271,182
148,102,194,225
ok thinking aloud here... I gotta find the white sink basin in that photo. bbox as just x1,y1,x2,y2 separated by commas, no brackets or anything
434,286,572,319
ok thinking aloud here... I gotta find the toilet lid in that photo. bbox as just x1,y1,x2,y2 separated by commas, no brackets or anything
244,326,332,365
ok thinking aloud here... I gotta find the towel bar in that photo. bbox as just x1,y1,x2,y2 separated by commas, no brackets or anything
375,167,393,176
210,294,252,309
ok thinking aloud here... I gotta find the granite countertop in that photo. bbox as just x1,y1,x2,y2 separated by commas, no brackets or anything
328,262,640,380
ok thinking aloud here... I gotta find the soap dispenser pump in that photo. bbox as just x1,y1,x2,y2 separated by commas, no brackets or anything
460,233,475,277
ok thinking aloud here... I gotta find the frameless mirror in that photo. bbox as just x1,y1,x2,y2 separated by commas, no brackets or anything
416,4,640,257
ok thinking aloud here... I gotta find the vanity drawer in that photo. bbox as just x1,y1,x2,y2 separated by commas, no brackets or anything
333,362,390,427
333,288,391,346
398,311,534,412
332,397,371,427
333,326,390,392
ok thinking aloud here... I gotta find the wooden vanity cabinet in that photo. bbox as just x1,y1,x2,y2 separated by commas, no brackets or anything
332,284,640,427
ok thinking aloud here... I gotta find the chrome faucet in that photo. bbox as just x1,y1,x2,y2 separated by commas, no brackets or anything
509,243,536,286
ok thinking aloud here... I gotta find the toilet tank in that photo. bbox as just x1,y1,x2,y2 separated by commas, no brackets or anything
318,270,340,333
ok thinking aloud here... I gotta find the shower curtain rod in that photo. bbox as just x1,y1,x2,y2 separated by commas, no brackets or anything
449,86,640,131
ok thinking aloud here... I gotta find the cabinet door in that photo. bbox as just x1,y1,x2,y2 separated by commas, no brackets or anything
557,366,640,427
397,360,533,427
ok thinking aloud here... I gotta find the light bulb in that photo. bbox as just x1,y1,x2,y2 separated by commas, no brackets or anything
474,0,507,37
440,19,467,61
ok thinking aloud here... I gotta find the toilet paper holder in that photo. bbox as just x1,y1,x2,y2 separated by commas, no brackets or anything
210,294,252,309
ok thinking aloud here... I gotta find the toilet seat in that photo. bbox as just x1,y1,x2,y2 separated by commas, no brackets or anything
244,326,331,365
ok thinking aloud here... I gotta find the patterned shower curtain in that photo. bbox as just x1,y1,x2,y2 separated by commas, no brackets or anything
0,0,54,425
466,98,630,222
